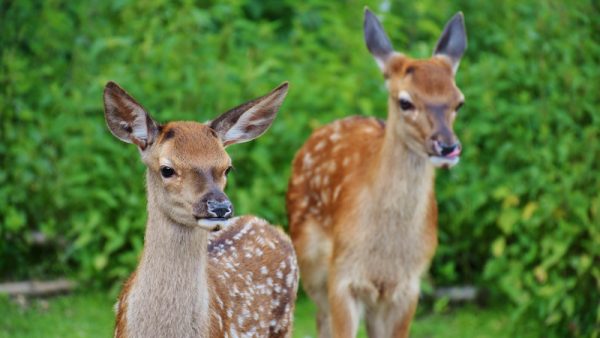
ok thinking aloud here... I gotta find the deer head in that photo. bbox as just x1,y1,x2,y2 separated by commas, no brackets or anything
103,81,289,231
364,9,467,168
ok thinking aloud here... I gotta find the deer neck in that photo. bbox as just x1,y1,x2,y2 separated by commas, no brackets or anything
367,101,435,228
126,172,211,338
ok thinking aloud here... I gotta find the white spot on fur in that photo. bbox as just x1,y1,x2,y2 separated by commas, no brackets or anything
320,191,329,204
330,133,341,141
332,144,344,153
327,161,337,173
303,153,314,169
292,175,305,185
333,121,341,132
333,185,341,201
314,140,326,151
286,272,295,287
229,326,239,338
217,313,223,330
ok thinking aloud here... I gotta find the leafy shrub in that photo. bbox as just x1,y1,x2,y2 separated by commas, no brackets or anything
1,0,598,335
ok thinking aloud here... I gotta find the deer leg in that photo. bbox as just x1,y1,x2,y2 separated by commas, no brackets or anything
365,305,386,338
328,283,360,338
388,296,418,338
307,287,332,338
316,307,332,338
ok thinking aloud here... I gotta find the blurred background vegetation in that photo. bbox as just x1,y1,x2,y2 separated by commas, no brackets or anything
1,0,598,336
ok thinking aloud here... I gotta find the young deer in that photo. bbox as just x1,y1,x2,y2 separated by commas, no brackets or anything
287,9,467,338
103,81,298,338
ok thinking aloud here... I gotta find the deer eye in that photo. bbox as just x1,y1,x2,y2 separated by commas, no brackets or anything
399,99,414,111
160,166,176,178
224,166,233,177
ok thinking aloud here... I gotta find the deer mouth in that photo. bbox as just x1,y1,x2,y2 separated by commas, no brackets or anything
429,155,459,168
429,142,461,168
196,217,232,232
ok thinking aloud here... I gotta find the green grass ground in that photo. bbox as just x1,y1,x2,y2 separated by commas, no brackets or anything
0,292,538,338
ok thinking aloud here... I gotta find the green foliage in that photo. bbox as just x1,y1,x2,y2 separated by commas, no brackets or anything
1,0,598,336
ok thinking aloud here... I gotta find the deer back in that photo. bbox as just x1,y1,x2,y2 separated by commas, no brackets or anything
208,216,298,337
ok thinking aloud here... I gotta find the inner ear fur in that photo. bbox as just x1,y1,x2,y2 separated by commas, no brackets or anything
209,82,289,147
103,81,159,150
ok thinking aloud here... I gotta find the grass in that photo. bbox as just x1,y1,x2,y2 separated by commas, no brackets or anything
0,293,113,338
292,297,540,338
0,292,538,338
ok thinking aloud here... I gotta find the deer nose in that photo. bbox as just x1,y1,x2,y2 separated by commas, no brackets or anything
206,199,233,219
435,141,462,157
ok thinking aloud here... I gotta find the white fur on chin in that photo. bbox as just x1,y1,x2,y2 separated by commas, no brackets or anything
196,218,233,232
429,156,460,168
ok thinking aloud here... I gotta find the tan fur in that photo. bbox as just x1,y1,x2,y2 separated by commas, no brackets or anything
287,38,464,338
106,82,298,337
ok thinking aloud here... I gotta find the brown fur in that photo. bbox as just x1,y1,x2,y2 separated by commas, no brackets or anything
113,122,299,338
114,215,298,338
207,217,298,337
104,82,298,338
287,34,464,338
114,270,136,338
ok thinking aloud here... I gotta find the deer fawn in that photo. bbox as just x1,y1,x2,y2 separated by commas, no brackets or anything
103,81,299,338
287,9,467,338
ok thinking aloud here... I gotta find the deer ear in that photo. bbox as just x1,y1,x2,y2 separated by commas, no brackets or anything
433,12,467,74
209,82,289,147
103,81,159,150
364,8,394,71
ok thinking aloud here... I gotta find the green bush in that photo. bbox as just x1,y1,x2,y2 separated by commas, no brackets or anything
1,0,598,336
